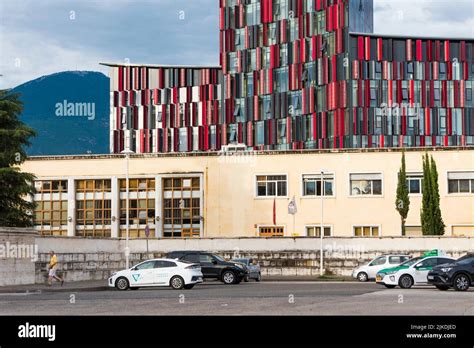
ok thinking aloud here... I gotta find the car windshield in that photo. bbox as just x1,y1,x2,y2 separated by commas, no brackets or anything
213,255,225,262
399,256,422,267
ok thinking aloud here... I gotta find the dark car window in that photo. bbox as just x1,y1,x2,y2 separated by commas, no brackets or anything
199,254,214,263
155,261,177,268
457,256,474,266
389,256,405,264
135,261,155,270
416,258,437,268
183,253,199,263
437,258,454,265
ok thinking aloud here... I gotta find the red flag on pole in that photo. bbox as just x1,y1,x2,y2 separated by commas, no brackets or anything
273,199,276,225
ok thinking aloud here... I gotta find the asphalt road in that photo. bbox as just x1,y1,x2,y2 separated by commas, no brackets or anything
0,281,473,315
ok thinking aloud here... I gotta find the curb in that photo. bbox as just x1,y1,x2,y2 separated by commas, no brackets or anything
0,286,109,294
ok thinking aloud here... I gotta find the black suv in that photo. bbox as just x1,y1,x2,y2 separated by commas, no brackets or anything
428,253,474,291
166,251,248,284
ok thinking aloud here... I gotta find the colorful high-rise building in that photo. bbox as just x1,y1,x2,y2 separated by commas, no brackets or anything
103,0,473,154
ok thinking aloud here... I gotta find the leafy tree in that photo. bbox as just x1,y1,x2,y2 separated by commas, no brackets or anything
429,155,445,235
396,151,410,235
0,89,36,227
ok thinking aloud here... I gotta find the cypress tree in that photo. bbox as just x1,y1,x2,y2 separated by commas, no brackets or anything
396,151,410,235
421,154,432,235
430,155,445,235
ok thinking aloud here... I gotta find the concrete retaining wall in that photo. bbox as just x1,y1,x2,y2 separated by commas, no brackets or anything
32,236,473,283
0,227,38,286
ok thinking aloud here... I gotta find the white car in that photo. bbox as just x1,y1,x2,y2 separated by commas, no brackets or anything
108,258,203,290
376,255,455,289
352,254,410,282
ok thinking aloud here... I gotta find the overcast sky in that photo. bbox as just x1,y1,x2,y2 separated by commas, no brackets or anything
1,0,473,89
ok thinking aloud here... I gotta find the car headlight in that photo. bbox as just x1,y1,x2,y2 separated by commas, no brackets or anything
110,272,117,277
384,270,398,275
441,267,452,273
234,263,244,269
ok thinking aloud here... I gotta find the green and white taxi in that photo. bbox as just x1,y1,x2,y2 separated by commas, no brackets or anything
375,250,455,289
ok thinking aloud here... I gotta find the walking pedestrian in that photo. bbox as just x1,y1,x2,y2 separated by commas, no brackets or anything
48,250,64,286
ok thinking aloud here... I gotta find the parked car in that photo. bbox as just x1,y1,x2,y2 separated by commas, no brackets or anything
352,254,410,282
108,258,203,290
231,258,262,282
166,251,248,284
428,253,474,291
376,251,455,289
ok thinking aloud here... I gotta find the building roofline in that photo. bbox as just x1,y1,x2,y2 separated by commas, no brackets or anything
25,146,474,162
99,62,222,69
349,32,474,42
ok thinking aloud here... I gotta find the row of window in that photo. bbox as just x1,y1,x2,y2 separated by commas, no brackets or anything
255,171,474,198
257,225,379,237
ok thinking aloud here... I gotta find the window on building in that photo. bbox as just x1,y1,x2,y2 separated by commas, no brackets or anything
235,29,245,50
273,0,288,21
35,180,68,194
350,173,382,196
302,174,334,196
406,173,423,194
75,179,112,238
119,178,155,192
245,2,261,26
274,67,289,93
256,175,287,197
33,181,68,237
448,172,474,194
306,226,331,237
259,226,284,237
120,199,155,226
76,179,111,193
163,177,201,238
354,226,380,237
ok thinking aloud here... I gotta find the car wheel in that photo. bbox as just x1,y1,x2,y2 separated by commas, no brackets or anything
222,270,236,284
244,275,250,282
399,274,414,289
183,284,194,290
435,285,449,291
170,276,185,290
453,274,470,291
115,277,129,291
256,273,261,282
384,284,396,289
357,272,369,282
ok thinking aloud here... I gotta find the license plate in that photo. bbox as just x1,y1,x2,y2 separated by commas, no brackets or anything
427,275,434,280
376,276,382,282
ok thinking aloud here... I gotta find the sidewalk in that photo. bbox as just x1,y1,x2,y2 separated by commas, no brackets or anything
0,280,108,294
0,275,354,293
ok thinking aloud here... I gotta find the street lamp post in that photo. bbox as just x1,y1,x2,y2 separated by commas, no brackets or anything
121,149,134,269
320,170,324,276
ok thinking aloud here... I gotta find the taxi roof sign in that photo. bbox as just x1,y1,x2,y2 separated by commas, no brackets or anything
422,249,446,257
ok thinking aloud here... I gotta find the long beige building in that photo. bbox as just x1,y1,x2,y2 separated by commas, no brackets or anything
22,147,474,239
